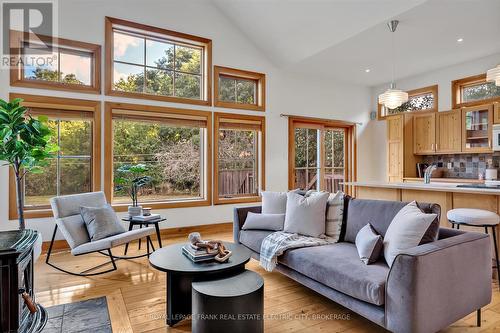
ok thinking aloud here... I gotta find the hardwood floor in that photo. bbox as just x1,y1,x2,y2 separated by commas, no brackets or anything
35,227,500,333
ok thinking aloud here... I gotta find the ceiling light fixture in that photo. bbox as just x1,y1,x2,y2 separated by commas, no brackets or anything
487,64,500,86
378,20,408,110
457,38,464,43
365,69,371,73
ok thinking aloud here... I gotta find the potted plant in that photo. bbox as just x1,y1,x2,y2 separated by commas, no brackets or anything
114,164,152,216
0,98,58,230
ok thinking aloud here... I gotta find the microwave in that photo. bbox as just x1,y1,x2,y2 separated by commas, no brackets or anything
493,124,500,151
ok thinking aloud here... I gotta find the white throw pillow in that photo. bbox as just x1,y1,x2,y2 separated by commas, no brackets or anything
325,191,344,241
284,191,330,237
242,212,285,231
383,201,437,267
261,191,288,214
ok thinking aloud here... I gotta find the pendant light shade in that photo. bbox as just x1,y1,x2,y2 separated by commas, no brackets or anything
486,65,500,86
378,20,408,110
378,86,409,109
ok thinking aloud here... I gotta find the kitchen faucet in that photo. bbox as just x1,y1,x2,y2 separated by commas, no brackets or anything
424,164,437,184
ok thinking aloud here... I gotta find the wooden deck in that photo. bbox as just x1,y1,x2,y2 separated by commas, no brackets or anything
35,226,500,332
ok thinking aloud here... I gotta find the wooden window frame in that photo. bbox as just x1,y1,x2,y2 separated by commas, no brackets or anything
213,112,266,205
378,84,438,120
105,17,212,106
104,102,212,211
8,94,101,220
9,30,101,94
452,73,500,109
288,116,357,196
214,66,266,111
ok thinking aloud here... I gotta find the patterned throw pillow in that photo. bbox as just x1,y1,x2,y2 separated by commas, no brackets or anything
325,191,344,242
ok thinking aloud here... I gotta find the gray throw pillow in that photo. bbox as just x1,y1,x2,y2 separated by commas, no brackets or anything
80,205,126,241
242,212,285,231
355,223,383,265
261,191,288,214
284,191,329,237
383,201,437,267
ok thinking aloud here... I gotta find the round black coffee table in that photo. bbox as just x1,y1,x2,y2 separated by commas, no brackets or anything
149,242,251,327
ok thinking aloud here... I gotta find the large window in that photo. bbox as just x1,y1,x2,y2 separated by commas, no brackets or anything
288,117,356,194
378,85,438,119
452,73,500,108
105,17,212,106
214,66,266,111
9,94,101,219
214,113,265,204
9,30,101,93
105,103,211,209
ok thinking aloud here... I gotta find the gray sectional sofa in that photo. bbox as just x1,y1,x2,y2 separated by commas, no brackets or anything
233,197,492,333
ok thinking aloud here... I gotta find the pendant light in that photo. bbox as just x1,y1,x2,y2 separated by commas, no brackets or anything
378,20,408,109
486,64,500,86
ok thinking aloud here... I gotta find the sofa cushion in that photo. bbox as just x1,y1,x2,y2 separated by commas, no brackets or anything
284,191,329,237
279,242,389,305
344,198,440,244
239,230,274,253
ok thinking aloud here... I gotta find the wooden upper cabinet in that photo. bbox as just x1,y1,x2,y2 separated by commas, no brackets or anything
494,102,500,124
462,104,493,153
387,115,404,182
413,113,436,154
436,109,461,153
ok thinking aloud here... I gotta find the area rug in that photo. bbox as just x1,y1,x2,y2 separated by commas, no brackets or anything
42,297,111,333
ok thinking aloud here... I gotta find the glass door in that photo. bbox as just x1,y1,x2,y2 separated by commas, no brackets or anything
462,104,493,152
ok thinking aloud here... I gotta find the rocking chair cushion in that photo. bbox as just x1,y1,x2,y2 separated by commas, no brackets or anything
71,227,156,255
80,204,126,241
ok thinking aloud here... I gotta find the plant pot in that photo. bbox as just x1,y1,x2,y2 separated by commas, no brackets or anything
128,205,142,217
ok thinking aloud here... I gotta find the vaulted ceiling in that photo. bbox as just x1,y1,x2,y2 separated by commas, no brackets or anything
213,0,500,86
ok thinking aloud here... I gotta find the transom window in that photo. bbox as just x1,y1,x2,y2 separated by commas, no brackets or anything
8,94,101,219
289,117,356,194
105,103,212,209
106,17,212,106
214,66,265,111
214,113,265,204
9,31,101,93
452,74,500,108
379,85,438,118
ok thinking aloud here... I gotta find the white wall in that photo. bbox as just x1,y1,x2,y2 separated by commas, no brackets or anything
0,0,372,241
369,52,500,181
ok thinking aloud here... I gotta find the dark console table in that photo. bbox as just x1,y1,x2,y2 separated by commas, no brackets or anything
0,229,47,333
149,242,251,327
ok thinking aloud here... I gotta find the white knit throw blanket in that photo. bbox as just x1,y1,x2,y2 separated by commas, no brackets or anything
259,231,336,272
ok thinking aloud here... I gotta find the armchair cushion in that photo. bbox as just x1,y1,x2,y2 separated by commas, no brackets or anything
80,205,126,241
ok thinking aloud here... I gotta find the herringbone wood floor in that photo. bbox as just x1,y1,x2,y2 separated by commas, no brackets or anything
35,226,500,333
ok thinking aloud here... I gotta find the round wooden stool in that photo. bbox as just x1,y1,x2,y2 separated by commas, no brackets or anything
447,208,500,288
192,270,264,333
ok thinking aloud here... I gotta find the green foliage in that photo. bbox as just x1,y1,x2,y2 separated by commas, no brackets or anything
29,68,85,85
0,98,58,228
462,81,500,102
387,94,434,115
114,163,152,206
114,46,201,99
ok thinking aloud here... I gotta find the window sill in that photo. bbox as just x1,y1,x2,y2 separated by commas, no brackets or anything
111,198,211,211
10,79,101,94
214,100,264,112
214,196,262,205
10,208,54,220
106,89,211,107
453,97,500,109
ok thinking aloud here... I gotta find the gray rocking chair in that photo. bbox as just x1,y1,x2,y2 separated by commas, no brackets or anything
47,191,156,276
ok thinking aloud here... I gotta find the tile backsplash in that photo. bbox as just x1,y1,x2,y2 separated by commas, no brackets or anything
423,153,500,179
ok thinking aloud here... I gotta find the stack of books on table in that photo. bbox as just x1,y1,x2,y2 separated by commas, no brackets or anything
182,244,217,262
131,214,161,222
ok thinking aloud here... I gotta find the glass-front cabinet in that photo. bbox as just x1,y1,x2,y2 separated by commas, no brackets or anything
462,104,493,152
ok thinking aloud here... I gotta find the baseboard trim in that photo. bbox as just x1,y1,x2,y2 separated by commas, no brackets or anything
42,222,233,254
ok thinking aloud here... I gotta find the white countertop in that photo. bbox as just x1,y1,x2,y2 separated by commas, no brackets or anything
344,181,500,195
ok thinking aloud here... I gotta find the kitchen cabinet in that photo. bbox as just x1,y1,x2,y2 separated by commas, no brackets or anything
413,112,436,154
436,109,461,153
462,104,493,153
494,102,500,124
387,114,403,182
